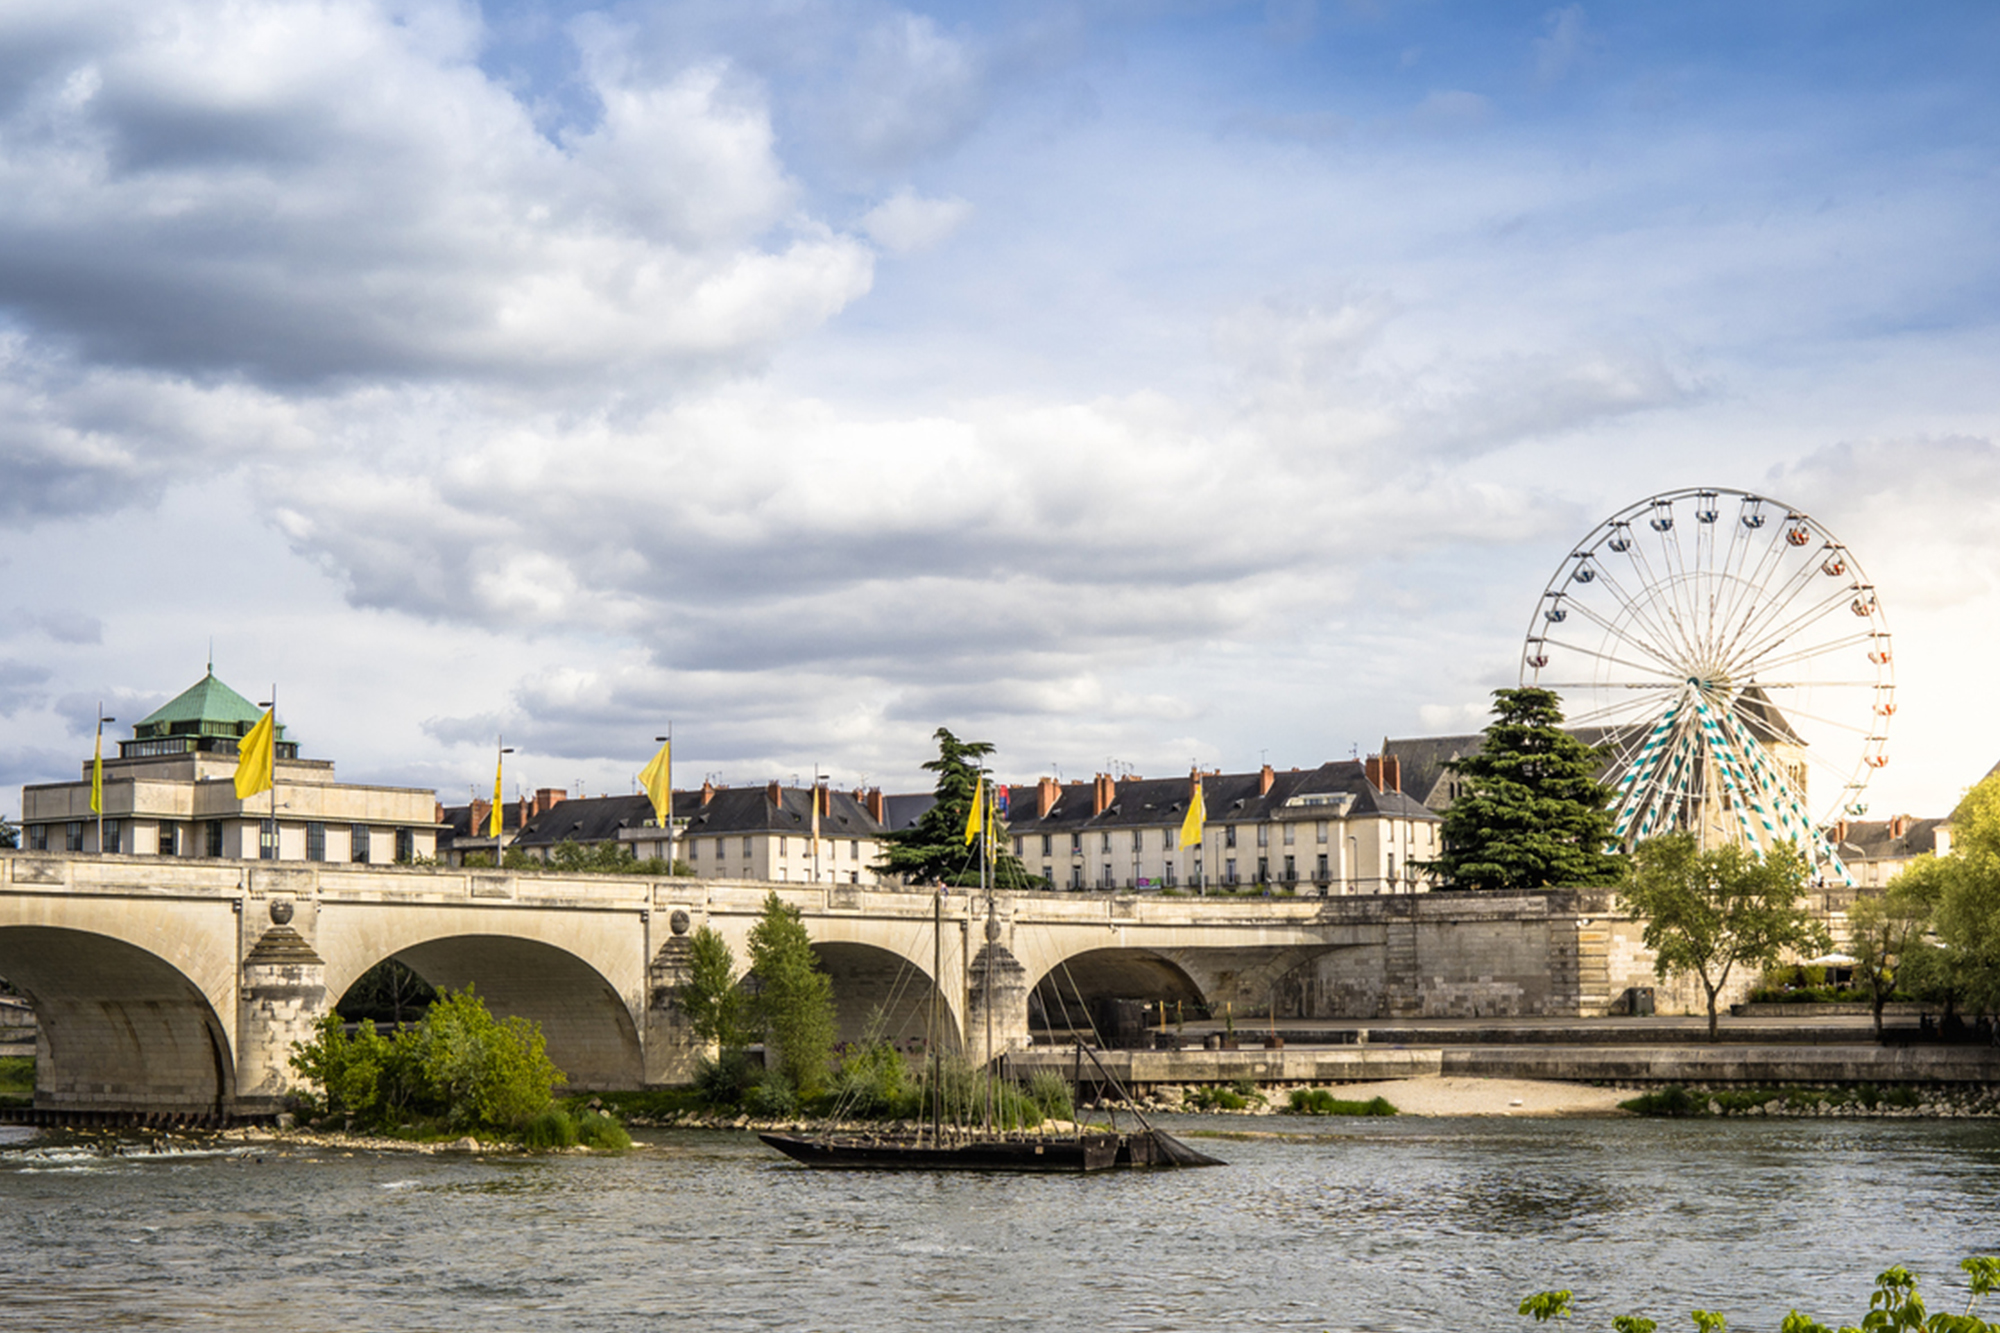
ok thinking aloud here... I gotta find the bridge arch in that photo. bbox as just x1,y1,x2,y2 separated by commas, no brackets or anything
809,941,962,1055
1026,947,1209,1037
320,913,645,1092
0,926,234,1113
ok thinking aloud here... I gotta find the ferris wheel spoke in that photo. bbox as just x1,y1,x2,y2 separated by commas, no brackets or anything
1609,538,1700,663
1546,596,1689,676
1712,515,1796,655
1537,636,1689,681
1588,560,1701,667
1654,515,1712,663
1725,584,1864,680
1742,630,1879,678
1715,554,1834,668
1733,694,1877,740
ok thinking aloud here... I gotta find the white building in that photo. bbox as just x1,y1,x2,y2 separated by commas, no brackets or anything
19,669,441,863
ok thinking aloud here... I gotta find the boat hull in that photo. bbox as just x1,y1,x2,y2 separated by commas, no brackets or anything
757,1132,1123,1173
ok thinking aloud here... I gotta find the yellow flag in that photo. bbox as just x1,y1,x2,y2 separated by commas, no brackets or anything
90,725,104,815
234,710,275,800
963,776,984,846
639,741,672,828
1178,777,1206,849
490,752,505,838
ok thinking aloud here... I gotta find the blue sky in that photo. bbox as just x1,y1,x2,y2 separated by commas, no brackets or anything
2,0,1996,817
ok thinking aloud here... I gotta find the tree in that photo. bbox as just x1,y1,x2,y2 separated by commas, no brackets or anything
1931,773,2000,1018
1847,874,1933,1036
0,815,16,850
680,925,747,1050
336,958,438,1026
876,727,1040,888
1618,833,1830,1039
1432,687,1625,891
746,892,837,1096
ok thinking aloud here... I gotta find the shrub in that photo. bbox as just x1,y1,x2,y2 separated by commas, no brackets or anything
1026,1069,1075,1122
289,987,565,1138
744,1071,800,1119
574,1109,633,1151
1288,1088,1398,1116
1620,1085,1701,1117
1187,1086,1249,1112
830,1042,919,1119
694,1049,760,1108
520,1108,579,1150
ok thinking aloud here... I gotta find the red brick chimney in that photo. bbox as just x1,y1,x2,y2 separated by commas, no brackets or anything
1093,773,1115,815
1365,756,1383,790
1038,777,1060,818
1383,754,1401,793
766,780,782,807
1890,814,1908,839
700,780,716,807
1832,819,1849,844
534,787,565,817
862,787,886,823
1258,765,1275,796
470,799,490,834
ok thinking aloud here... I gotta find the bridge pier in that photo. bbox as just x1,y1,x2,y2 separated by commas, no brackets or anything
645,922,707,1086
234,916,330,1115
965,939,1032,1066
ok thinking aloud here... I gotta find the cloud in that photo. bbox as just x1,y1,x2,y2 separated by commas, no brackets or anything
0,0,873,391
0,660,52,715
860,189,973,253
15,610,102,644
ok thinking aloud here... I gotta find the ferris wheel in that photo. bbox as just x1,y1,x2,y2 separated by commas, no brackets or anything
1521,488,1893,884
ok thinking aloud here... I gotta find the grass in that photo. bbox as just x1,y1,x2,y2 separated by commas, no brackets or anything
1286,1088,1398,1117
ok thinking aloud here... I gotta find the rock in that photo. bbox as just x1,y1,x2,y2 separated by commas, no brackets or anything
275,1113,295,1130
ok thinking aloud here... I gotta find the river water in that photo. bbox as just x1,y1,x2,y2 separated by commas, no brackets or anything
2,1115,1996,1332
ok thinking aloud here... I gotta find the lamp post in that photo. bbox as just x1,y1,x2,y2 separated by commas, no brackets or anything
1348,834,1359,897
258,690,279,860
493,736,515,865
655,727,673,868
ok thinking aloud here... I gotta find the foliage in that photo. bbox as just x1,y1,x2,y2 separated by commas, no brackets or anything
1520,1258,2000,1333
918,1057,1044,1128
693,1048,762,1107
1848,876,1936,1034
875,727,1041,889
1187,1085,1252,1111
0,815,16,849
288,987,567,1138
1025,1068,1075,1122
1433,688,1625,892
1618,834,1829,1040
0,1054,33,1104
1620,1083,1926,1117
680,926,748,1050
335,958,438,1026
830,1042,921,1119
467,843,690,876
520,1106,579,1150
746,893,838,1098
1287,1089,1398,1116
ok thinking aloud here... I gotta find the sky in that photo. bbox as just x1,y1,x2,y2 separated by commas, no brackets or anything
2,0,1998,820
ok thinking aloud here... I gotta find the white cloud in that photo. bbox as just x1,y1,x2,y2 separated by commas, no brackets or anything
860,189,973,253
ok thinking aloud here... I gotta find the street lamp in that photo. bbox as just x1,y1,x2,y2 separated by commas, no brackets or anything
1348,834,1359,897
655,729,673,869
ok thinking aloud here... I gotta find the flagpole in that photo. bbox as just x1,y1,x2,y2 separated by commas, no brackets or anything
270,686,278,860
94,704,115,855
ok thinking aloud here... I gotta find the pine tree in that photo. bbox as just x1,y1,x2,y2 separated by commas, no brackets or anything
875,727,1041,888
1432,687,1624,891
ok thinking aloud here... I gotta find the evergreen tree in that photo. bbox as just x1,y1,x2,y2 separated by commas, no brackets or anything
1432,687,1624,891
746,892,837,1096
875,727,1041,888
680,924,747,1050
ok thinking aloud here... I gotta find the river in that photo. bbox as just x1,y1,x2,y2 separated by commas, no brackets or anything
2,1115,1996,1332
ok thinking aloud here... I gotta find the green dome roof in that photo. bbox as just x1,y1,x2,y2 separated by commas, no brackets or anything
134,670,285,741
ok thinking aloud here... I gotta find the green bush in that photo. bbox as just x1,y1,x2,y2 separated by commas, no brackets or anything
288,986,566,1139
1287,1088,1398,1116
520,1107,579,1150
694,1049,760,1108
574,1109,633,1151
1026,1069,1075,1122
830,1042,921,1119
745,1071,801,1118
0,1055,33,1104
1620,1085,1701,1116
1187,1086,1250,1111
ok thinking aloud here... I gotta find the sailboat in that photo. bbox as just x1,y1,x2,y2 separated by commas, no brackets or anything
759,776,1223,1174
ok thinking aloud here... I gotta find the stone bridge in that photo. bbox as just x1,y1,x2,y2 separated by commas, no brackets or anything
0,852,1636,1116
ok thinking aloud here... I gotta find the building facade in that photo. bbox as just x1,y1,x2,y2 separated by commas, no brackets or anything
1000,759,1441,894
19,669,441,863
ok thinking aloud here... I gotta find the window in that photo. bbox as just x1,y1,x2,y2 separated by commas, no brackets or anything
65,822,84,852
1014,838,1024,856
28,824,47,851
1224,825,1237,849
1284,855,1296,882
351,824,371,863
1317,820,1329,844
1042,863,1052,884
1317,853,1329,881
1070,833,1082,854
1283,823,1295,845
261,819,278,860
1256,825,1268,847
206,822,224,858
1102,863,1113,887
779,836,789,857
742,837,753,857
159,824,177,857
1040,834,1052,855
395,827,415,863
1069,865,1083,889
102,819,122,853
306,822,327,862
1101,832,1112,852
1387,852,1397,884
1257,855,1268,882
1164,861,1176,887
1131,830,1142,851
1225,857,1237,884
850,840,860,860
848,871,860,884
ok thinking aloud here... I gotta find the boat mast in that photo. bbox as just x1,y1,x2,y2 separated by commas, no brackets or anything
983,774,996,1137
930,882,943,1147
